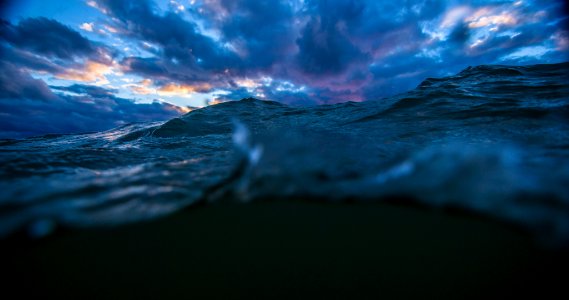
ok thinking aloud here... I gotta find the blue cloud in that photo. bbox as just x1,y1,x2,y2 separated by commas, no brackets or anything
49,84,118,97
0,60,56,100
1,17,98,60
96,0,240,72
295,11,370,75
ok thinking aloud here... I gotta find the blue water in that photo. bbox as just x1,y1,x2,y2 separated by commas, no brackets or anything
1,62,569,242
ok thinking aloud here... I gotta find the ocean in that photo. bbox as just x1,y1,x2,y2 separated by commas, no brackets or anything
1,62,568,243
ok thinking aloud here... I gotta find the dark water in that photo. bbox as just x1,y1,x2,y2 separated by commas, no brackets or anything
1,63,569,242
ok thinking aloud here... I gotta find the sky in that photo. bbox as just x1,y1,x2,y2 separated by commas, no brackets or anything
0,0,568,138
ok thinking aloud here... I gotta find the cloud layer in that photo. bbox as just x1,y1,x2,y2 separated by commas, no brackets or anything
1,0,568,137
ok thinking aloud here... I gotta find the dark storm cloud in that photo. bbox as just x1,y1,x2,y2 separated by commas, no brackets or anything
94,0,294,89
295,13,369,75
120,56,215,91
448,22,471,44
96,0,298,91
50,84,118,97
0,43,65,74
96,0,239,73
121,57,169,78
214,0,297,69
0,61,57,100
0,17,98,60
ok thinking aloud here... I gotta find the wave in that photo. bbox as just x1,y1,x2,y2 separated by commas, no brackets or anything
1,62,569,243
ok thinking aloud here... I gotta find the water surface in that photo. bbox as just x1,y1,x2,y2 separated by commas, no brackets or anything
1,62,568,242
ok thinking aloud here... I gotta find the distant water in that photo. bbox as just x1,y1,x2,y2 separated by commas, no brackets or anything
1,63,569,242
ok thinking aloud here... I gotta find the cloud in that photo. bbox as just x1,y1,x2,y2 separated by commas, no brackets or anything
501,45,552,61
213,0,298,68
56,60,114,83
0,96,185,139
94,0,240,72
0,61,57,100
157,82,212,94
50,83,118,97
1,17,99,60
0,43,64,74
1,0,568,138
0,73,186,138
466,10,517,28
0,17,117,88
295,14,369,76
80,22,94,32
84,0,568,106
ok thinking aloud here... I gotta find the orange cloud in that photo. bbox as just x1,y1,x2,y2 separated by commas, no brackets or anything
159,101,194,114
157,83,212,95
235,78,260,89
129,81,212,97
176,106,194,113
466,10,517,28
130,85,154,95
128,79,155,94
80,22,94,32
208,98,227,106
56,61,113,83
141,79,153,86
